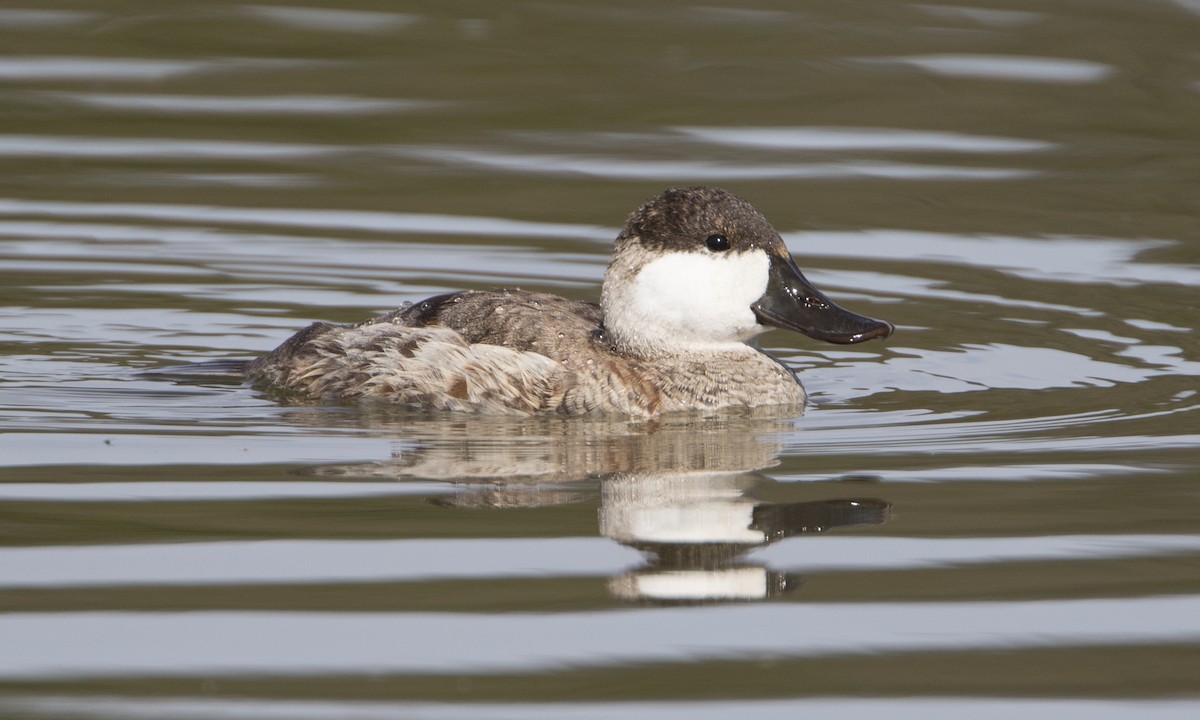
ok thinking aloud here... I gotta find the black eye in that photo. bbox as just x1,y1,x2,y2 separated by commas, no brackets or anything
705,233,730,252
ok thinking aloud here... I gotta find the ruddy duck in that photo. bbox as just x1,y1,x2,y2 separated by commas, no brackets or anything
249,187,893,416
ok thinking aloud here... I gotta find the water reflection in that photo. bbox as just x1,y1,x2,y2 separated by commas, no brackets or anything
308,412,890,604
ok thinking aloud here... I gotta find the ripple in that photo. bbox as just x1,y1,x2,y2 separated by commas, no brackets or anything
784,422,1200,458
0,57,212,81
1,596,1198,676
0,135,338,160
676,126,1053,153
810,269,1098,313
872,54,1114,83
758,535,1200,571
915,5,1044,26
0,57,329,82
4,697,1198,720
884,344,1163,391
401,147,1035,181
0,481,452,503
1126,318,1190,333
1,535,1194,588
778,463,1161,484
0,432,403,467
0,220,601,278
0,9,98,27
48,93,445,115
0,200,611,241
0,538,633,588
787,231,1199,287
244,5,419,32
688,7,798,24
116,172,318,188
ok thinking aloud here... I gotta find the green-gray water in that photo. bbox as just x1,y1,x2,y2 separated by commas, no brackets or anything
1,1,1198,718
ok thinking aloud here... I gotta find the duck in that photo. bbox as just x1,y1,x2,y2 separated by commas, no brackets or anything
248,187,893,416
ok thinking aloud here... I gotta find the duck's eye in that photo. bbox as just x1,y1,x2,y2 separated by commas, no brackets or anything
705,233,731,252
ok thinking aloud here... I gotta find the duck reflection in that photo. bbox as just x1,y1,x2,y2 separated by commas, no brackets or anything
302,408,890,604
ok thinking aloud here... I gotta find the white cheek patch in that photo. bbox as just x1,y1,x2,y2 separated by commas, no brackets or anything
628,249,770,346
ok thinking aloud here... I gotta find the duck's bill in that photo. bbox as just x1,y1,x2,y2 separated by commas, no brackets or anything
752,253,894,344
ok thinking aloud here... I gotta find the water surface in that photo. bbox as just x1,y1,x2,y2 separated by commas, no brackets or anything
1,1,1198,718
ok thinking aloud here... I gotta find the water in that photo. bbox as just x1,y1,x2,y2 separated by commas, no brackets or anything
1,0,1199,717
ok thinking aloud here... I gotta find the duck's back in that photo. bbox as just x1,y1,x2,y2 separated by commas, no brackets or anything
382,289,605,357
248,290,611,414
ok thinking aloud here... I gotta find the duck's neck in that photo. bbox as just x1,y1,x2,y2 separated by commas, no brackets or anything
619,333,761,361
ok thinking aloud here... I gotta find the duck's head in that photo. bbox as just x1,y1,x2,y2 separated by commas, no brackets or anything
601,187,893,357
